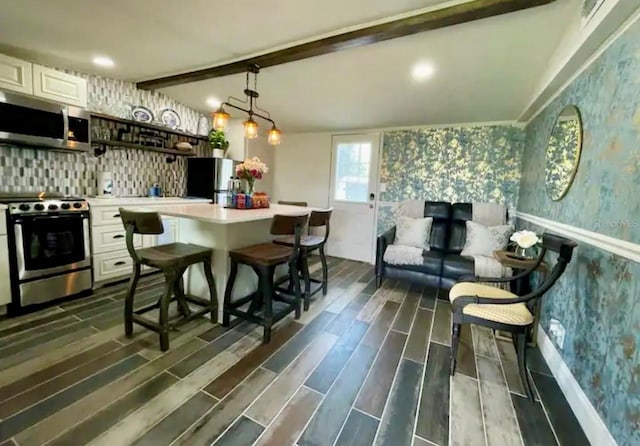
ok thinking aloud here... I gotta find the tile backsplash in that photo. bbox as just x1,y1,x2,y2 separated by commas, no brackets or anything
0,67,212,197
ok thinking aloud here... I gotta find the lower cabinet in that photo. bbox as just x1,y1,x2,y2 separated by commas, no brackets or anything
93,250,135,283
0,235,10,306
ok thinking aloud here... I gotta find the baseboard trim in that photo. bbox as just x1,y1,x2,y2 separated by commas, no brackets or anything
516,211,640,263
536,326,618,446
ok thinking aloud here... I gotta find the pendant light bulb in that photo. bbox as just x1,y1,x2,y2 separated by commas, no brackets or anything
267,125,282,145
212,106,230,131
243,117,259,139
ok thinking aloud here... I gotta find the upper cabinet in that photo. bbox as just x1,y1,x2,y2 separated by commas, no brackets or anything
0,53,33,95
0,53,87,108
32,65,87,108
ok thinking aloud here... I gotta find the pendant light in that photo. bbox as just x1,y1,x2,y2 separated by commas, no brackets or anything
212,64,282,145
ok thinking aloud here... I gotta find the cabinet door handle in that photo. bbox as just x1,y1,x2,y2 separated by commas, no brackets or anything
114,261,127,266
113,213,121,218
112,234,124,239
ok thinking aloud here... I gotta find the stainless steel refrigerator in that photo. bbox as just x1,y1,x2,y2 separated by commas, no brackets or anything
186,157,239,205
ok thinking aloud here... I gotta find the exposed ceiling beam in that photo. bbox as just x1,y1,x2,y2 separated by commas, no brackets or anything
137,0,557,90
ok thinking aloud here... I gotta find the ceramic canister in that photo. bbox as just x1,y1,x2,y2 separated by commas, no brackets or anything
97,171,113,196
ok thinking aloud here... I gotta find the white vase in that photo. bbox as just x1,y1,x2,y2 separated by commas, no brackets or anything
212,148,225,158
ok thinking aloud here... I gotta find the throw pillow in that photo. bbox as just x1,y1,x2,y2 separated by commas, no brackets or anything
394,216,433,250
461,221,513,257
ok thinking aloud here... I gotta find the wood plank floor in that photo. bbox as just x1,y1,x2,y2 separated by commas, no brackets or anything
0,258,587,446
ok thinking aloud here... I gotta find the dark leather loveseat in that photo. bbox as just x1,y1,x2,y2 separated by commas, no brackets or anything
376,201,505,290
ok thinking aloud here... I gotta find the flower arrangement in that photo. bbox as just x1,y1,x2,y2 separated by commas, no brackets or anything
510,230,540,258
236,157,269,194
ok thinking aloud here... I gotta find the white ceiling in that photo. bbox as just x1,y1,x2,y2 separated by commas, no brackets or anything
0,0,579,132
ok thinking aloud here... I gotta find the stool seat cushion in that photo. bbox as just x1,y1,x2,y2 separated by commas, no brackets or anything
449,282,533,326
273,235,325,248
137,242,212,268
230,242,293,266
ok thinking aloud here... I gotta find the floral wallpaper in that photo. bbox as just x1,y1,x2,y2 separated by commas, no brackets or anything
517,18,640,446
377,125,524,234
545,109,582,200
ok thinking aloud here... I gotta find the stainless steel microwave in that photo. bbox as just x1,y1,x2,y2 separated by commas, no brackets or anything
0,89,91,151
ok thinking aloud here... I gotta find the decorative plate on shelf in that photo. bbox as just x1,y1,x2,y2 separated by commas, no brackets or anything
161,109,181,129
131,106,154,123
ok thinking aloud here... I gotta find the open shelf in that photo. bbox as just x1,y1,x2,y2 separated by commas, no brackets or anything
90,112,208,141
92,139,196,156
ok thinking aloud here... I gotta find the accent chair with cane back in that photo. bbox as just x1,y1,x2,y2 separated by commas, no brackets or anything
448,232,577,400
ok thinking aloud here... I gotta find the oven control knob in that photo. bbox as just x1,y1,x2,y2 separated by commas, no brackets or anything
48,204,59,211
73,202,83,209
61,203,71,210
19,204,30,211
34,203,45,211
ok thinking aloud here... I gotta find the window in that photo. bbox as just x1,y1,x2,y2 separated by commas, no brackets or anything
334,142,371,202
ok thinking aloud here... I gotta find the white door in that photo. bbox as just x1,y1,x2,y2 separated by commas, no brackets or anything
328,133,380,263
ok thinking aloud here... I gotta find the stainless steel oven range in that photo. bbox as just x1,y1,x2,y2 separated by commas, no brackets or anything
0,192,92,309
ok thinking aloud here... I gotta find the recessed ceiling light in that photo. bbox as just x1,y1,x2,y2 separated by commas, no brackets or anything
92,56,114,67
206,97,221,108
412,62,435,81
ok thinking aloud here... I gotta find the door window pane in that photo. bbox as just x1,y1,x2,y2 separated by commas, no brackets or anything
334,142,371,202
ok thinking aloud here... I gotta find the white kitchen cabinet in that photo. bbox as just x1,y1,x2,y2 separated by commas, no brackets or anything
32,65,87,108
0,235,11,306
92,224,142,254
0,53,33,95
93,250,135,283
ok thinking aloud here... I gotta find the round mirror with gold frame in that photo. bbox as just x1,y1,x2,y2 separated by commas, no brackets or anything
545,105,583,201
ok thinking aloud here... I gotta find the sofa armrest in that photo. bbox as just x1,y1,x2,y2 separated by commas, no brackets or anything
375,226,396,279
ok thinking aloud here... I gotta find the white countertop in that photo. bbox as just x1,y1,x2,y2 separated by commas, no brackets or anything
0,204,6,211
86,197,210,207
145,203,313,224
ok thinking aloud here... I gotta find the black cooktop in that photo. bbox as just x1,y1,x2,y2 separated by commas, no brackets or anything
0,192,84,203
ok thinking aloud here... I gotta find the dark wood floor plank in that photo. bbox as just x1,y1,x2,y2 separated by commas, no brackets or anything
419,285,437,310
391,286,420,333
528,347,553,376
0,310,71,340
335,409,379,446
305,320,368,394
0,354,147,441
197,323,233,342
404,308,432,364
132,392,217,446
495,338,525,395
450,373,485,446
0,439,16,446
173,368,276,446
0,317,79,348
361,277,377,295
48,372,179,446
299,343,378,446
169,324,253,378
0,320,91,359
358,268,375,284
0,342,142,418
532,372,588,446
511,394,559,446
213,415,264,446
326,293,371,336
204,321,303,398
255,386,322,446
416,343,450,445
457,323,477,378
14,337,207,445
430,300,451,346
360,301,401,348
262,311,334,373
355,330,407,418
0,340,120,403
374,358,423,446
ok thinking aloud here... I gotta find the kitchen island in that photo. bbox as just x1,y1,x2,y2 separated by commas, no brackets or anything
145,203,313,321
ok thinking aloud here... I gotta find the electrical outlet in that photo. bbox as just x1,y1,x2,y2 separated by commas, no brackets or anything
549,318,565,350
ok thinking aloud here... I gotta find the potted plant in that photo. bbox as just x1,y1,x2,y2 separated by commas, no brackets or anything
208,129,230,158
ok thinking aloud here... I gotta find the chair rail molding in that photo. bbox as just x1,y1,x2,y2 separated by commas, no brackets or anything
516,211,640,263
537,326,618,446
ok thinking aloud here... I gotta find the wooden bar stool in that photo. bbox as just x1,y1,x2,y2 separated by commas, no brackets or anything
223,214,308,343
275,209,332,311
120,209,217,351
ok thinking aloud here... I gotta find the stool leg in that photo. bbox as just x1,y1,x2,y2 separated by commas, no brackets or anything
159,271,175,351
289,259,302,319
124,263,141,337
300,252,311,311
319,245,329,296
173,267,191,318
223,259,238,327
261,265,275,344
203,259,218,324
